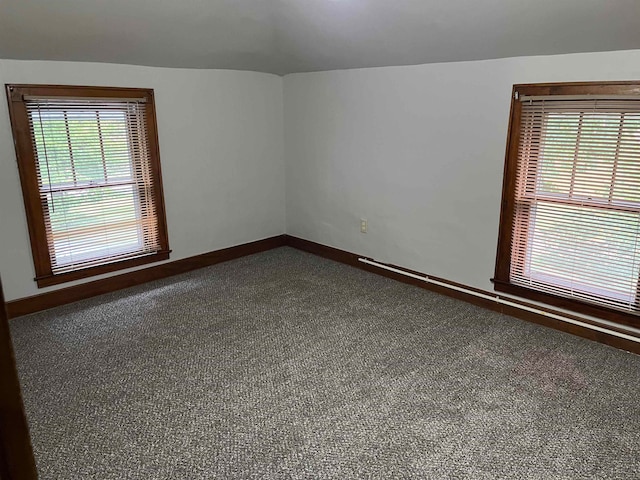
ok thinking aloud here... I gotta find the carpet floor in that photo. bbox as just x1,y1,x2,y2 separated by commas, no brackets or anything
9,247,640,479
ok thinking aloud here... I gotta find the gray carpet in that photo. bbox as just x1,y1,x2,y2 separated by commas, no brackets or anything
9,247,640,479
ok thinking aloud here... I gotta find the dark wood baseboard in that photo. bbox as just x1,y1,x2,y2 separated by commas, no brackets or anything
284,235,640,355
6,235,287,319
6,233,640,354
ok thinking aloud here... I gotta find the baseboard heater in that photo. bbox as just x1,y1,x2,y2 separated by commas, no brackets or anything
358,258,640,345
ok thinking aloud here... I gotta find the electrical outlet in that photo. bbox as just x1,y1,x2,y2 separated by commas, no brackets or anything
360,218,368,233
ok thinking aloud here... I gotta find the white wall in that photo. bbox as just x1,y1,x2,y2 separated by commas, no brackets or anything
4,50,640,302
284,50,640,293
0,60,285,301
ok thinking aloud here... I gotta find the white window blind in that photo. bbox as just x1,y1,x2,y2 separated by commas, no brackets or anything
511,97,640,312
26,97,163,274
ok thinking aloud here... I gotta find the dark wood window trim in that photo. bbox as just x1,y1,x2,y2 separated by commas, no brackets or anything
493,81,640,329
5,84,170,288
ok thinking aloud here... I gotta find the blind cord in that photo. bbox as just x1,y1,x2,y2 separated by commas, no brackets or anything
35,102,55,212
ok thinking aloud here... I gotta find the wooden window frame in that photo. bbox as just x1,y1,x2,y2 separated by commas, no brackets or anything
5,84,170,288
493,81,640,329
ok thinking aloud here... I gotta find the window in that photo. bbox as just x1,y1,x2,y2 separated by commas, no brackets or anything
494,82,640,327
6,85,169,287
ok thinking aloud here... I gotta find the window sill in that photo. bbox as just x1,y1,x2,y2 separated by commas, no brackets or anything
35,250,171,288
492,279,640,329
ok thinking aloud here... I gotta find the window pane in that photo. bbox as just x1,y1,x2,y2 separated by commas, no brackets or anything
66,111,107,184
47,184,142,268
572,114,619,201
537,113,578,196
527,202,640,304
31,112,75,188
100,111,134,182
32,108,136,189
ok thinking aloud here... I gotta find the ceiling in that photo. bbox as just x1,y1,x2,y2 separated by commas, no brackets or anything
1,0,639,76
